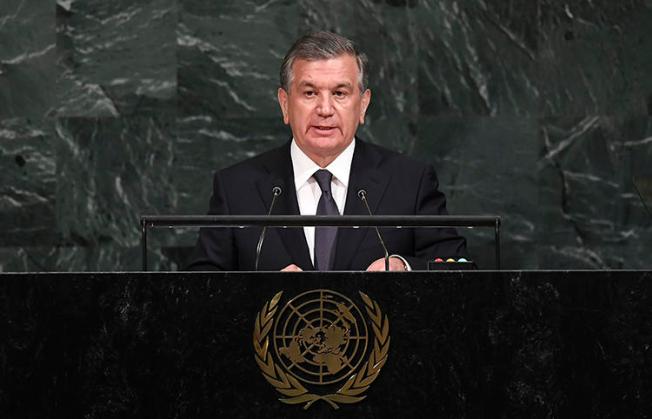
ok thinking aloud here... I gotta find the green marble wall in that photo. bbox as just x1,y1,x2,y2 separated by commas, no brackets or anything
1,0,651,271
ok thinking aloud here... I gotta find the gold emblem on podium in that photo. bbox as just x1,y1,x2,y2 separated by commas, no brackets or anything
253,289,390,409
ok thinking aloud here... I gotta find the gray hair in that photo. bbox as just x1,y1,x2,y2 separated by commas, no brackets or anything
280,31,369,93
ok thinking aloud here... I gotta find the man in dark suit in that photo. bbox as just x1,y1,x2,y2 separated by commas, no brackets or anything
187,31,470,271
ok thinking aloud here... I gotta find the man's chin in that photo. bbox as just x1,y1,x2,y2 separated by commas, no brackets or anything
301,138,349,162
305,135,345,149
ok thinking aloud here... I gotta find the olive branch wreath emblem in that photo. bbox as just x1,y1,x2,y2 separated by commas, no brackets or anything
252,290,390,410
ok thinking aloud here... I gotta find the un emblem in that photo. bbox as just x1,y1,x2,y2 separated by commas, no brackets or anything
253,289,390,409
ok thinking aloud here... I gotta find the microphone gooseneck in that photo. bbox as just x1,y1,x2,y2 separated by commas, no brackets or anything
357,189,390,271
255,186,282,271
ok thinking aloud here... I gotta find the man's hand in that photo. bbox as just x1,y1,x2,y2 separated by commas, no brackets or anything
281,264,303,272
366,256,407,272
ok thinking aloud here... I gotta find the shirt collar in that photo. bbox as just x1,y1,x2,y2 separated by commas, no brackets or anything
290,138,355,189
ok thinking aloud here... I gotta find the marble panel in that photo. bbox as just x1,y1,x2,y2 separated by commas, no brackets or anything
413,116,539,269
53,0,176,117
177,0,298,120
0,118,56,246
54,111,176,255
538,0,651,116
1,0,651,271
538,116,652,268
414,0,539,116
0,0,56,118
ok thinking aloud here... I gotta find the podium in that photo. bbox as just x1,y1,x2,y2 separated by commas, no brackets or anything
2,270,651,417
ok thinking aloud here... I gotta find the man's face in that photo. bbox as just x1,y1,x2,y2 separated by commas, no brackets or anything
277,54,371,166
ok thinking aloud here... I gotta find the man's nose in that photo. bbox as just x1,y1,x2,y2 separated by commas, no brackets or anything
316,93,334,116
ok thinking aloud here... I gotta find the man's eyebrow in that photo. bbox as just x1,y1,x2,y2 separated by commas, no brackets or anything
297,81,316,88
295,81,353,89
333,82,353,90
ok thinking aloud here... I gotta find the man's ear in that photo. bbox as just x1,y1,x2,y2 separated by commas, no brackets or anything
277,88,290,125
359,89,371,124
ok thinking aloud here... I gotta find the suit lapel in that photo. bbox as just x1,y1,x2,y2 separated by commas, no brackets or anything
332,141,390,270
255,142,314,270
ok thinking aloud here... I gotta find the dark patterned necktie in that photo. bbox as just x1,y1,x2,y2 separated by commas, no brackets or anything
313,169,339,270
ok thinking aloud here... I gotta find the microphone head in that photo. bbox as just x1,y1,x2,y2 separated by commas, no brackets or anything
357,189,367,199
272,186,282,196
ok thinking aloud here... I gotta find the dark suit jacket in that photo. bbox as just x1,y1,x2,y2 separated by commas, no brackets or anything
186,140,470,271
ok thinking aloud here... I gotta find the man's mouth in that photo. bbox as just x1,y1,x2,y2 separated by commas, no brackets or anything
312,125,337,132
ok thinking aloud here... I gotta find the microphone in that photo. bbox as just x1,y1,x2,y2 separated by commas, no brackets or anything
357,189,390,271
255,186,282,271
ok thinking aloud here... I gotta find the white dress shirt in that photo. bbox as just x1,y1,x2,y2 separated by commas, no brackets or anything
290,138,355,265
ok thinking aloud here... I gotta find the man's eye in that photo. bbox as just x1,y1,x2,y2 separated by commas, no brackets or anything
334,91,346,97
304,91,315,97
